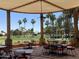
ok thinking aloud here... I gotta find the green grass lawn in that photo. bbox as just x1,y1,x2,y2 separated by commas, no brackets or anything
0,34,71,45
0,34,41,45
12,34,41,44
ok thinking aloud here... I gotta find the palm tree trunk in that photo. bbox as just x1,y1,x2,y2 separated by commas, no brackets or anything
24,23,26,37
32,24,34,36
18,24,20,35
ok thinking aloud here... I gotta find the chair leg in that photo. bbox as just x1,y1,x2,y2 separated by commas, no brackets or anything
29,55,32,59
72,50,77,56
67,49,70,55
67,49,76,56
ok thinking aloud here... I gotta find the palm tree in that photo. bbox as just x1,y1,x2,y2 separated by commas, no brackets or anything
31,19,36,34
17,20,22,36
46,13,56,28
45,20,50,36
18,20,22,30
57,15,65,39
22,18,27,37
49,14,56,25
23,18,27,29
45,13,56,38
1,30,5,33
57,15,64,29
45,20,49,28
63,10,74,40
63,10,71,37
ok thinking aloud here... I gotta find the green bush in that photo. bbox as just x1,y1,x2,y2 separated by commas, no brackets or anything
0,34,3,36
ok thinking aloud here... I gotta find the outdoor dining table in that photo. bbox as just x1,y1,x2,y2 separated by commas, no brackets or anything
0,45,6,51
49,44,67,55
13,48,33,59
0,45,6,48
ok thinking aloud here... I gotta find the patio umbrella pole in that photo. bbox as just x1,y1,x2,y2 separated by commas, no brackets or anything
40,13,45,45
5,10,12,50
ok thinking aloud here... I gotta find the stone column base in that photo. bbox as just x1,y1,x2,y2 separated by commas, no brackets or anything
70,38,79,47
39,37,45,45
5,39,12,50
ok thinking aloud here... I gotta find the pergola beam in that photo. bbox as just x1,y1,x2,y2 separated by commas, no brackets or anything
42,0,65,10
10,0,39,10
10,0,65,11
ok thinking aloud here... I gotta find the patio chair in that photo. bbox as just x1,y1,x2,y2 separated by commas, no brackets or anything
50,44,66,55
24,43,33,49
0,50,12,59
43,44,50,55
49,45,57,53
56,45,65,55
67,45,76,56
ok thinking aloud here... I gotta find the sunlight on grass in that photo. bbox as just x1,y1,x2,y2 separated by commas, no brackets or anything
0,34,71,45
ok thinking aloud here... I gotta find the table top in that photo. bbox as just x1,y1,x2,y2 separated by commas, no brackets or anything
14,49,33,54
0,46,6,48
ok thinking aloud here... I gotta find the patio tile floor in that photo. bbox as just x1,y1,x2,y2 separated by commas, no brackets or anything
30,46,79,59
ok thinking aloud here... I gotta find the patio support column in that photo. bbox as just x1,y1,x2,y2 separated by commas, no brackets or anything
73,10,78,39
73,9,79,46
40,13,45,45
5,10,12,49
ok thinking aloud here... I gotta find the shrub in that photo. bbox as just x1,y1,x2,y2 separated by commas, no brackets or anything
0,34,3,36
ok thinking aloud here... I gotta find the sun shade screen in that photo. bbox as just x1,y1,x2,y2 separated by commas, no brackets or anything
0,0,79,13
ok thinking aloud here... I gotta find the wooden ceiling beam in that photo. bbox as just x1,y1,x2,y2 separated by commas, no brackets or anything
42,0,65,10
10,0,39,10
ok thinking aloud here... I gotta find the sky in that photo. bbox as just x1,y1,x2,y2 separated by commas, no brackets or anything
1,9,78,33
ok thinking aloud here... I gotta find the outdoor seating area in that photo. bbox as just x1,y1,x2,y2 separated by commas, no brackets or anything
0,44,79,59
43,42,76,55
0,37,79,59
0,0,79,59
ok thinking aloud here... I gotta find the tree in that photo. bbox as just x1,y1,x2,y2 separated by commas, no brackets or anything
18,20,22,30
45,20,49,28
23,18,27,37
56,15,65,39
45,13,56,37
31,19,36,33
57,15,64,29
1,30,5,33
45,26,52,37
63,10,72,35
46,13,56,28
12,29,21,35
23,18,27,28
62,9,75,40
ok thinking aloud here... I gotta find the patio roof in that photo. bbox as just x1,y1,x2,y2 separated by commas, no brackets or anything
0,0,79,14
